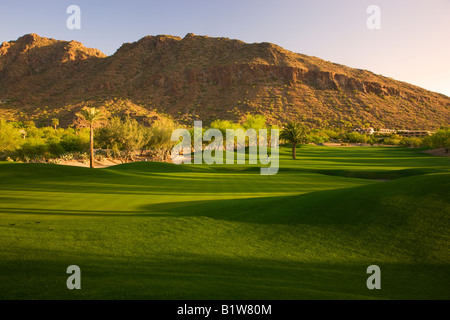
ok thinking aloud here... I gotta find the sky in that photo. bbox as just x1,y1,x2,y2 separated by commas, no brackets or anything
1,0,449,96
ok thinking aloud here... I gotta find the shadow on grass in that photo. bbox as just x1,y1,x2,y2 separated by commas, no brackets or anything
2,172,449,227
0,185,384,225
0,188,376,226
0,252,448,300
212,166,445,180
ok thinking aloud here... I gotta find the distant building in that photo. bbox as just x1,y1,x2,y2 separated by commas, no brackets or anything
397,130,432,137
353,127,432,137
378,128,396,134
353,127,374,135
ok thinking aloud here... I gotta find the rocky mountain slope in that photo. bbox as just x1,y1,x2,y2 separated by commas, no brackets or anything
0,33,449,129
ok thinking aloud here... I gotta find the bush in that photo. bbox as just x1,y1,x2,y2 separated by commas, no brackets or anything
321,129,339,140
61,153,75,161
423,128,450,152
46,136,66,157
16,137,48,160
0,119,22,159
97,116,151,161
367,136,378,145
308,132,330,144
94,149,110,162
148,117,177,160
210,119,241,135
78,152,89,164
344,132,368,144
401,137,423,148
60,131,89,152
242,114,266,131
383,136,402,145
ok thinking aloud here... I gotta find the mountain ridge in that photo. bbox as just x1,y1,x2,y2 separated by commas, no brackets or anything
0,33,449,129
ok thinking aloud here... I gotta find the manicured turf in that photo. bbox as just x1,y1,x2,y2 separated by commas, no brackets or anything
0,145,449,299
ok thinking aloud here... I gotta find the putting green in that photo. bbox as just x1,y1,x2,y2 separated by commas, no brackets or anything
0,146,449,299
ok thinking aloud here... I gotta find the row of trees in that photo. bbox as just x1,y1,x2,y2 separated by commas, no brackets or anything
71,107,180,167
0,119,91,161
278,122,450,159
0,108,178,167
1,108,449,164
77,110,274,167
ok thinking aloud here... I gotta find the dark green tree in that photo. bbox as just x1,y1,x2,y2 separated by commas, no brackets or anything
280,122,309,159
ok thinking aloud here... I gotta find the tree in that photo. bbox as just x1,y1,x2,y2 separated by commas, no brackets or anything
210,119,241,136
24,120,35,128
76,107,105,168
148,117,177,161
426,128,450,153
97,116,151,162
189,125,206,153
51,118,59,130
345,132,368,144
280,122,309,159
0,119,22,159
242,114,266,132
242,114,267,147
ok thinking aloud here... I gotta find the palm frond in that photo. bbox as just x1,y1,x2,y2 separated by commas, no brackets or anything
280,122,309,144
76,107,104,124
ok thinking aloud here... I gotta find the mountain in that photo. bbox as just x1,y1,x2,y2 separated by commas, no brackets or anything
0,33,449,129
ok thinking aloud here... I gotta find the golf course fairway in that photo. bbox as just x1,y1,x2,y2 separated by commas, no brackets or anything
0,145,449,299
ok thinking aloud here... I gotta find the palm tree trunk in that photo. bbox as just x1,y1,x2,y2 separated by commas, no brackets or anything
292,142,297,159
90,124,94,168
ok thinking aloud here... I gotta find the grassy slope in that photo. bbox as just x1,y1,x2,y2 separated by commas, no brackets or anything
0,146,449,299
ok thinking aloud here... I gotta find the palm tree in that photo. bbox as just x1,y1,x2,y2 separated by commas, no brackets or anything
76,107,104,168
280,122,309,159
51,118,59,130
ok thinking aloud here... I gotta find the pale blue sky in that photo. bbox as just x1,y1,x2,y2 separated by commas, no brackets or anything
1,0,449,96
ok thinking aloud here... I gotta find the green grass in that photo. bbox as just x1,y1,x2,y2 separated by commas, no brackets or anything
0,145,449,299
